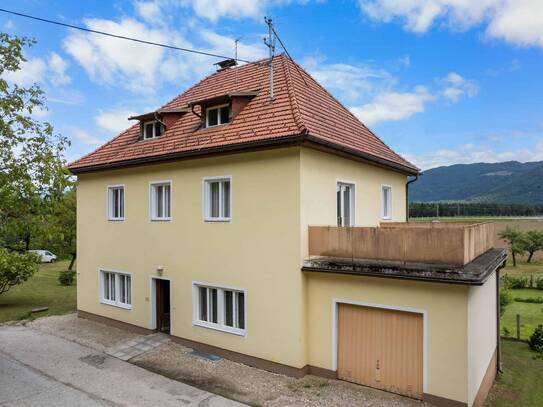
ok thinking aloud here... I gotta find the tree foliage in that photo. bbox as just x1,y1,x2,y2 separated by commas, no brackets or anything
498,227,529,267
0,248,39,295
524,230,543,263
0,32,71,252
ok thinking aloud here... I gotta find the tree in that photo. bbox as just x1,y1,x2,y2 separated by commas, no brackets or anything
0,32,71,251
0,248,38,295
498,227,528,267
524,230,543,263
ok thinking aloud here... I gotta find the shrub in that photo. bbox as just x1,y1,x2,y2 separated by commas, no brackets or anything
501,275,530,289
528,325,543,353
500,290,512,316
0,248,39,295
502,326,511,337
514,297,543,304
58,270,76,286
536,277,543,290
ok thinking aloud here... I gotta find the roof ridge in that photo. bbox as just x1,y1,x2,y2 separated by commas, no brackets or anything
286,57,417,169
281,55,308,134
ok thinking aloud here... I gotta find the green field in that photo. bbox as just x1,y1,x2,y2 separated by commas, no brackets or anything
502,260,543,278
486,340,543,407
0,260,76,322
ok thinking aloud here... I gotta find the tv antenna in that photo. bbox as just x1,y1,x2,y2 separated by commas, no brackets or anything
263,17,276,101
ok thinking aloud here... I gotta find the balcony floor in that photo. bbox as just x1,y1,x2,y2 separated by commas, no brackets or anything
302,248,507,285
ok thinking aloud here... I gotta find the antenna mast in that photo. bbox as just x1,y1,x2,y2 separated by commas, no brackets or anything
263,17,275,101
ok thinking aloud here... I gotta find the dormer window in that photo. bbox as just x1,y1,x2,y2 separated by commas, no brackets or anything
205,104,230,128
142,120,162,140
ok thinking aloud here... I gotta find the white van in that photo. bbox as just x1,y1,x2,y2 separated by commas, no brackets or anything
28,250,57,263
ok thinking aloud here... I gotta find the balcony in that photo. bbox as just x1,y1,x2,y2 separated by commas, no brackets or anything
304,222,506,285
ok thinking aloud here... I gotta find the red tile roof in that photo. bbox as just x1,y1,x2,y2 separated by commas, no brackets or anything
67,54,419,174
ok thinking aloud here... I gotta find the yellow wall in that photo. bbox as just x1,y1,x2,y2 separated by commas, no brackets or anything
77,148,306,367
467,273,497,406
305,273,469,404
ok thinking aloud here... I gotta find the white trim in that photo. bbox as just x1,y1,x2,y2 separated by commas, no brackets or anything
106,184,125,221
202,175,232,223
336,179,356,227
149,180,172,221
205,103,231,128
331,298,428,393
381,184,392,220
192,281,246,337
149,276,173,332
98,268,133,310
141,120,161,140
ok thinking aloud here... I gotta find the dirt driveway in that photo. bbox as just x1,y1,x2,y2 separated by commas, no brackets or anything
22,313,429,407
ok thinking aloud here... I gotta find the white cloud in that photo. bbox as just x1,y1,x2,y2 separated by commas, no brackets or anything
95,108,139,134
73,129,104,146
48,52,71,86
403,139,543,170
350,86,435,126
135,1,163,23
358,0,543,48
304,56,395,101
2,57,46,87
62,16,266,93
440,72,478,102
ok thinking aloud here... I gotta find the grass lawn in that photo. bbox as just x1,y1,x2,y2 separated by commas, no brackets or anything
0,260,76,323
501,289,543,340
485,340,543,407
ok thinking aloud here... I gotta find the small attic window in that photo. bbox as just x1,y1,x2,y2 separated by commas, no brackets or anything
205,104,230,128
141,120,162,140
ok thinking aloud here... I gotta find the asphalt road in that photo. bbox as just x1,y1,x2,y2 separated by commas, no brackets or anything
0,325,243,407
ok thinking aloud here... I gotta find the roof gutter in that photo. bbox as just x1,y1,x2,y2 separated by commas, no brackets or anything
68,133,420,176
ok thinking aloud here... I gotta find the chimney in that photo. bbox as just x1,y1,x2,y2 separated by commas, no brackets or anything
214,59,237,71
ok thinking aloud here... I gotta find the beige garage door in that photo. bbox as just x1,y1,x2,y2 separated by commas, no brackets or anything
337,303,423,399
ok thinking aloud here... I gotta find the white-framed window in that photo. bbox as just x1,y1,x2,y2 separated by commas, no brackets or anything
337,181,355,226
204,177,231,222
205,104,230,128
100,270,132,309
150,181,171,221
141,120,162,140
382,185,392,220
193,283,246,335
107,185,124,220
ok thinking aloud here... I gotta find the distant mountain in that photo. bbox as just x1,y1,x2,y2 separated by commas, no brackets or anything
410,161,543,204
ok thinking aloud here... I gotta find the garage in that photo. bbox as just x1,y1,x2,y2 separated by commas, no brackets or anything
337,303,424,399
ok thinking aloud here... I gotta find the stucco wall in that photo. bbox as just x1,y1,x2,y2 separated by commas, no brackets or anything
77,148,307,367
306,273,469,404
467,272,497,406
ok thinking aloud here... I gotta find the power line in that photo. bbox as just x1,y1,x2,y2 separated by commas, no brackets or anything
0,7,253,64
270,24,308,86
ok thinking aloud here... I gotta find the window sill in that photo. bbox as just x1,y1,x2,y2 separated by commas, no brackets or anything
382,216,392,221
100,300,132,310
108,218,125,222
204,217,231,223
150,217,172,222
193,320,246,337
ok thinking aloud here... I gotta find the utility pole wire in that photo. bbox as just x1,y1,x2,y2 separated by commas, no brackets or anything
271,26,308,86
0,7,254,64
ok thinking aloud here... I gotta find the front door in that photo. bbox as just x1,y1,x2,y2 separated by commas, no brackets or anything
155,279,170,334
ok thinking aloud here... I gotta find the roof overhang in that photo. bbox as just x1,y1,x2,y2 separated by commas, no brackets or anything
67,133,420,175
187,91,259,108
128,107,191,121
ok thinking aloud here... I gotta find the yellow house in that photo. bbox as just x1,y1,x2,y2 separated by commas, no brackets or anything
68,54,506,407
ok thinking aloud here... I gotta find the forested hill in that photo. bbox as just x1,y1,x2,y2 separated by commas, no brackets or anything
410,161,543,204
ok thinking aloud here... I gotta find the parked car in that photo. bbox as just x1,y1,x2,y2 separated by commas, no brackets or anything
28,250,57,263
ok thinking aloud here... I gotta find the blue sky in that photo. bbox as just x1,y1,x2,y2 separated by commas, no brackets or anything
1,0,542,169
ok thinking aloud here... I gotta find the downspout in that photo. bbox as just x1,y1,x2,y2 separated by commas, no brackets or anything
496,265,504,374
405,174,419,222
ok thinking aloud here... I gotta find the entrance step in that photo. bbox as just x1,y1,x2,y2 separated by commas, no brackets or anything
106,333,170,361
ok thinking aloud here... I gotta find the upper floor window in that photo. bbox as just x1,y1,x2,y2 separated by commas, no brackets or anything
205,104,230,128
337,181,355,227
142,120,162,140
107,185,125,221
204,177,231,222
150,181,171,220
100,269,131,309
382,185,392,220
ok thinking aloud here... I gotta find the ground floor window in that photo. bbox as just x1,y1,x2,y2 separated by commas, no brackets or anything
100,270,132,309
193,283,245,335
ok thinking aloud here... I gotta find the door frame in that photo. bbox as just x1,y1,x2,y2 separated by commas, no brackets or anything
149,276,172,332
331,298,428,393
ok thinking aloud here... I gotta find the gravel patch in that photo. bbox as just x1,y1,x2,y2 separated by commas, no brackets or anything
27,313,142,351
132,341,430,407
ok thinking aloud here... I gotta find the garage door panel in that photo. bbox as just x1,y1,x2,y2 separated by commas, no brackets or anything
337,304,423,399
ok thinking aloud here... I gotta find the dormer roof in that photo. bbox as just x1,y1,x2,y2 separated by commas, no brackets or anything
67,54,419,175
